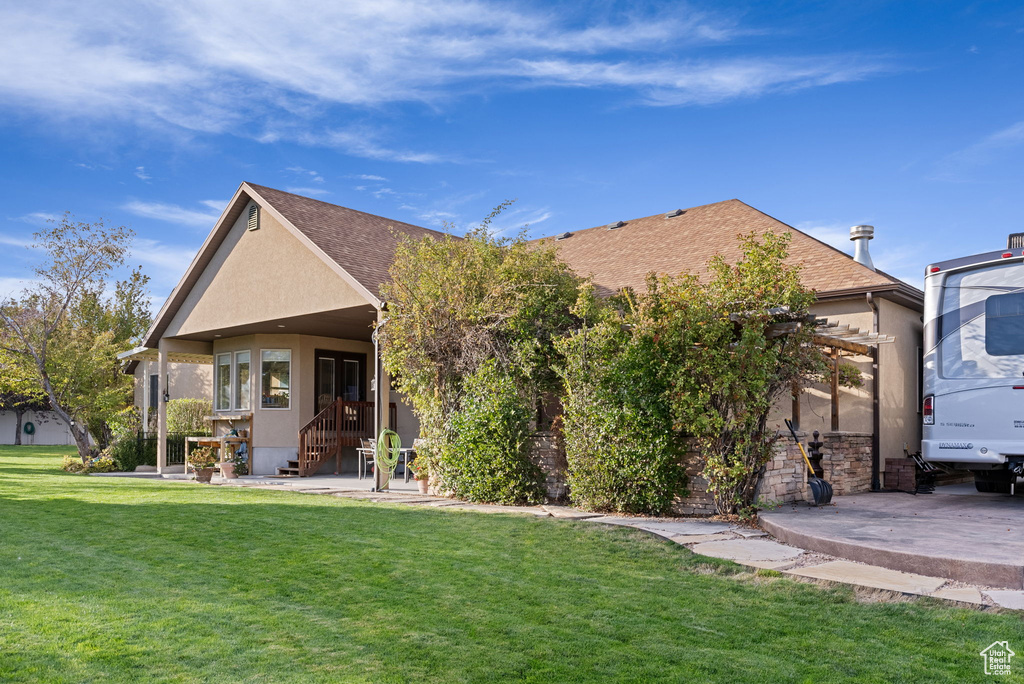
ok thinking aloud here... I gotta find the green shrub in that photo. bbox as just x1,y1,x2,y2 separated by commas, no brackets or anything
88,455,117,473
439,361,545,505
556,290,689,515
62,455,86,473
167,398,212,435
109,437,144,472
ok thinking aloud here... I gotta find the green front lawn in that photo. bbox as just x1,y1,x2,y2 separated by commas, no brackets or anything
0,446,1021,683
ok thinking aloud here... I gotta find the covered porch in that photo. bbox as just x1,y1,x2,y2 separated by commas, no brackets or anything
132,302,416,479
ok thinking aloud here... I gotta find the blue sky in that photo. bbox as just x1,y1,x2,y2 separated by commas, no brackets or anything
1,1,1022,307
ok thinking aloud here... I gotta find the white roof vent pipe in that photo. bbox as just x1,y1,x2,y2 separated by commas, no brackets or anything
850,225,875,271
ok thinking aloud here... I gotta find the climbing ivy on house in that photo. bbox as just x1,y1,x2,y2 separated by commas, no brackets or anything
558,232,825,517
555,284,689,515
379,206,581,504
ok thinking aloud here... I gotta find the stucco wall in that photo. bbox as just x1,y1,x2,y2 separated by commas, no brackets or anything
207,333,394,474
767,294,922,471
878,296,923,458
163,201,370,339
133,360,212,423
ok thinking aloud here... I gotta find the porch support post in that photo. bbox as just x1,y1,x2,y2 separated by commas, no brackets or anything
156,339,168,474
373,308,389,490
830,347,840,432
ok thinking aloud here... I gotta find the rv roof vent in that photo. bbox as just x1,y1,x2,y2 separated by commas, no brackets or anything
664,209,684,218
247,204,260,231
1008,233,1024,250
555,231,573,240
606,221,625,230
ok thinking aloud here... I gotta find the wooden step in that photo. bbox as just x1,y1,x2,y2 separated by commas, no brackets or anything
276,467,300,475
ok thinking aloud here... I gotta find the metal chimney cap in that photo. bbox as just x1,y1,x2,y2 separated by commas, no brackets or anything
850,225,874,241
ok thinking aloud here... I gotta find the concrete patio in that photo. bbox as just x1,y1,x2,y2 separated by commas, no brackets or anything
760,483,1024,589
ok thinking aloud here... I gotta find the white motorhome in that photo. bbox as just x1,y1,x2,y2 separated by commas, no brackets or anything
922,235,1024,493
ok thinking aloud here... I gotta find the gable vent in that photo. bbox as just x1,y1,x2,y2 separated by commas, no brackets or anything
606,221,625,230
1008,233,1024,250
555,231,573,240
247,204,260,231
664,209,684,218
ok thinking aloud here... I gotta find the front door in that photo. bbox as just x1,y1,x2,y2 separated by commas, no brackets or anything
314,350,367,412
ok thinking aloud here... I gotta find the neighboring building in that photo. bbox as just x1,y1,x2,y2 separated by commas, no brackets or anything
541,200,924,489
139,184,922,488
0,409,76,446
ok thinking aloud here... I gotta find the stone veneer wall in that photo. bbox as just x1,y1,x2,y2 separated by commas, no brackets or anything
528,429,876,512
528,431,568,502
819,432,873,496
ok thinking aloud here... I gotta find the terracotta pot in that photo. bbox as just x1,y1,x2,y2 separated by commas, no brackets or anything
417,477,429,494
194,467,215,483
221,463,238,479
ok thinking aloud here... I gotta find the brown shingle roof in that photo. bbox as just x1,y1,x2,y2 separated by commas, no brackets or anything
537,199,918,299
246,183,444,300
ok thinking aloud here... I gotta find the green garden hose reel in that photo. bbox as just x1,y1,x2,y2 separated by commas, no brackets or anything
375,428,402,489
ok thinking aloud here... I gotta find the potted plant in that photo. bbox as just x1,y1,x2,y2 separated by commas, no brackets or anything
410,457,430,494
187,446,217,483
222,444,249,479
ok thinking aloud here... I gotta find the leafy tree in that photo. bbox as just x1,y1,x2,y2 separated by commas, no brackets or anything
0,213,151,461
657,232,824,516
379,206,581,501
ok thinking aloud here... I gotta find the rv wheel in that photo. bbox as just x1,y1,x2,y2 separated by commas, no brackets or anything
973,470,1013,494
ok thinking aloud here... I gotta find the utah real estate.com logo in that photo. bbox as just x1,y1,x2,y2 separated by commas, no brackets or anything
980,641,1014,676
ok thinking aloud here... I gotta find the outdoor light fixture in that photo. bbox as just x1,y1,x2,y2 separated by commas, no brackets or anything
163,389,170,402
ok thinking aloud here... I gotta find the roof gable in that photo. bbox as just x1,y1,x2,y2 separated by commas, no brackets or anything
537,199,921,303
144,182,443,346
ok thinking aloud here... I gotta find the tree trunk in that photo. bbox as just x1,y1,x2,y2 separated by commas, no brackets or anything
14,407,23,446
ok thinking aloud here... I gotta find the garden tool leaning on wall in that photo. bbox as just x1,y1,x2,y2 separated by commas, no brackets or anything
784,419,833,506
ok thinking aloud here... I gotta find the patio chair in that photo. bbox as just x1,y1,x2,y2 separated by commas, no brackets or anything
357,438,375,480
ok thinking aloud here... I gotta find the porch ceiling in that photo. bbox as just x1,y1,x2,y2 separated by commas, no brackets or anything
167,304,378,342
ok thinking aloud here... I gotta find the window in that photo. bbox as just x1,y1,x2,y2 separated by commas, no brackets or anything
261,350,291,409
215,353,231,410
235,351,251,410
149,374,159,410
342,359,360,401
986,292,1024,356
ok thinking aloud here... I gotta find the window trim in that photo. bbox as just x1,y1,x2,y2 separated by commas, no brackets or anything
215,352,232,411
234,350,251,411
260,349,292,411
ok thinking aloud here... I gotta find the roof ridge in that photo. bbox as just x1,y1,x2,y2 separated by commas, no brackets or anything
244,182,448,238
532,198,745,242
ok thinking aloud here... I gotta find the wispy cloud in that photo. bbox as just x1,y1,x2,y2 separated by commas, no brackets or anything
0,233,33,248
0,1,896,161
130,238,197,276
11,212,60,226
354,174,388,182
122,200,221,228
933,120,1024,181
285,186,331,196
0,275,38,299
795,221,853,251
134,166,151,181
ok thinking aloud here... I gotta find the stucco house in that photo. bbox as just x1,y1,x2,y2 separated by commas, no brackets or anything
134,183,435,476
135,183,923,492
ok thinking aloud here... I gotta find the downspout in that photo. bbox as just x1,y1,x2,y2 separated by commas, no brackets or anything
867,292,881,491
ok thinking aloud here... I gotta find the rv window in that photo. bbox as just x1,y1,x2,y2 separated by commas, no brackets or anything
986,292,1024,356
